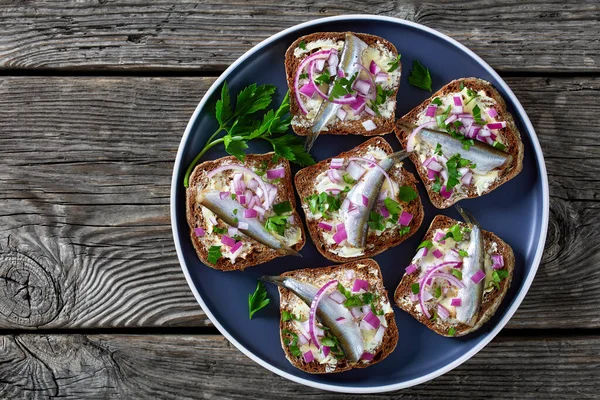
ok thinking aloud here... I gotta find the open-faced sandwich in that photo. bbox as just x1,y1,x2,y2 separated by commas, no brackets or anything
285,32,402,149
395,77,524,209
294,137,424,262
186,153,305,271
262,258,398,373
394,206,514,337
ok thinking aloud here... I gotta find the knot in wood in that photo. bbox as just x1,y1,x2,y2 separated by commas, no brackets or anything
0,250,60,327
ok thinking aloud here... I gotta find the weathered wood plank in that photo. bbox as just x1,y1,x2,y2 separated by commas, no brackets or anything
0,76,598,330
0,1,598,72
0,333,598,398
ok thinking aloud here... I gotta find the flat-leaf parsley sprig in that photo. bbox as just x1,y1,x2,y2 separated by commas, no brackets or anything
183,81,315,187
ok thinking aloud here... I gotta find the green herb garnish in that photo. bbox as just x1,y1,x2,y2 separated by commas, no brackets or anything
306,191,343,217
299,73,308,80
436,105,452,129
282,310,301,322
417,240,433,250
343,174,356,184
248,281,270,319
443,224,463,242
434,286,442,298
493,141,506,151
432,176,442,193
448,327,456,337
445,154,474,191
451,268,463,280
399,226,411,236
368,211,386,231
314,70,331,85
458,250,468,257
434,143,443,155
491,269,509,290
273,201,292,215
411,283,420,294
399,186,418,203
329,73,357,100
408,60,432,91
387,54,402,72
282,329,301,357
472,104,486,125
265,215,287,235
432,97,443,106
460,81,465,90
207,245,222,264
212,226,227,235
298,40,306,50
183,83,314,187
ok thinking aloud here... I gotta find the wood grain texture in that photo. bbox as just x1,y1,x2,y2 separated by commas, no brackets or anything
0,76,598,330
0,333,598,399
0,1,598,72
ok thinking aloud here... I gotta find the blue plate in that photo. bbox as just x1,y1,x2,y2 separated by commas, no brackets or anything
171,15,549,393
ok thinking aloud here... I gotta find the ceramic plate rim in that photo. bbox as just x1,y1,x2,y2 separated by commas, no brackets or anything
170,14,549,394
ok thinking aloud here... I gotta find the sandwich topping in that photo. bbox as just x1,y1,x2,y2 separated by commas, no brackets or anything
406,82,511,199
291,34,401,136
193,159,303,265
274,265,392,372
302,146,417,258
398,218,510,335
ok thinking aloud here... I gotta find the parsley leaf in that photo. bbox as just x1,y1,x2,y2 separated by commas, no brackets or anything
448,327,456,337
215,81,234,127
399,226,411,235
273,201,292,215
298,40,306,50
371,84,395,115
387,54,402,72
319,337,338,347
281,329,301,357
408,60,432,91
384,197,402,216
265,215,287,235
314,70,331,85
248,281,270,319
411,283,420,294
432,176,442,193
434,286,442,298
460,81,465,90
443,224,463,242
343,174,356,184
212,226,227,235
329,73,357,100
361,292,375,304
459,250,468,257
417,240,433,250
493,269,509,283
431,97,443,106
299,73,308,80
399,186,418,203
282,310,301,322
445,154,474,191
434,143,443,155
368,211,386,231
493,141,506,151
207,245,222,264
436,105,452,129
267,132,315,167
451,268,463,280
337,283,351,298
472,104,486,125
306,191,343,217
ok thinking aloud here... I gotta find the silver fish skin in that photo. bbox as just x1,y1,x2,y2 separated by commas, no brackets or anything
455,205,484,326
261,275,364,363
342,151,409,248
199,191,300,257
305,33,368,151
399,122,511,174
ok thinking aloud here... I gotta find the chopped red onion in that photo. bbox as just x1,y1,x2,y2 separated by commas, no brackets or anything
230,241,243,254
369,60,381,75
492,254,504,269
374,72,388,83
440,185,453,199
434,231,445,242
426,105,437,117
207,165,269,207
337,68,345,78
314,58,325,72
322,346,330,358
364,105,376,116
470,270,486,284
380,205,390,218
399,211,413,226
487,121,506,130
373,325,386,344
330,157,344,170
416,247,428,259
427,169,439,180
349,96,366,112
362,119,377,131
237,221,248,230
428,160,443,172
409,293,419,302
332,226,347,244
461,171,473,185
266,167,285,180
445,114,458,125
487,108,498,118
194,227,205,237
297,334,308,345
238,195,246,206
228,227,238,237
336,107,347,121
219,191,230,200
346,161,365,180
361,351,374,361
362,311,381,329
327,49,339,76
355,63,376,101
327,169,342,183
418,261,463,318
350,307,363,319
432,249,443,259
317,221,333,231
444,252,462,263
361,194,369,207
299,83,316,98
437,304,450,320
247,179,258,190
209,216,218,226
221,235,236,247
406,121,437,152
453,96,463,106
325,188,341,195
451,298,462,307
252,205,265,216
303,350,315,363
354,79,371,96
405,264,417,275
352,279,369,293
453,106,463,114
478,129,492,138
243,208,257,219
329,290,346,304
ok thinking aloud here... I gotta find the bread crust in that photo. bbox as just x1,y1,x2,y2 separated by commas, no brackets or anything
294,137,424,263
394,215,515,336
277,259,398,373
394,77,525,209
186,153,305,271
285,32,401,137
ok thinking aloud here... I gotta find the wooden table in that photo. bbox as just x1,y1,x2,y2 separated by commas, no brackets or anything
1,2,598,398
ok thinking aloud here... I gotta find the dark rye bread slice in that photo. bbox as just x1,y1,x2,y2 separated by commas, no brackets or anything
186,153,305,271
278,259,398,374
394,215,515,337
395,77,525,209
285,32,400,137
294,137,424,263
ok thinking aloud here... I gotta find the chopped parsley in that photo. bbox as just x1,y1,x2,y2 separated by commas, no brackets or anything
407,60,432,91
299,73,308,80
343,174,356,184
387,53,402,72
411,283,420,294
282,310,301,322
368,211,386,231
417,240,433,250
298,40,306,50
443,224,464,242
282,329,301,357
306,191,343,217
207,245,222,264
432,176,442,193
436,105,452,129
265,215,287,235
212,226,227,235
384,197,402,219
231,193,237,200
491,269,510,290
371,84,395,115
451,268,463,280
459,81,465,90
434,286,442,298
431,97,443,106
248,281,270,319
314,70,331,85
448,327,456,337
434,143,443,155
399,226,411,236
464,88,480,106
329,72,357,100
361,292,375,304
445,154,475,191
472,104,486,125
399,186,418,203
319,336,337,347
493,141,506,151
255,160,269,176
459,250,468,257
273,201,292,215
233,208,238,215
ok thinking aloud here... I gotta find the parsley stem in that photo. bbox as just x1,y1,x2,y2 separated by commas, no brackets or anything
183,136,225,187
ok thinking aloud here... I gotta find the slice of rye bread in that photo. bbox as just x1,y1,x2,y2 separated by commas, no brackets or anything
285,32,401,137
394,215,515,337
294,137,424,263
394,77,525,209
278,259,398,374
186,153,305,271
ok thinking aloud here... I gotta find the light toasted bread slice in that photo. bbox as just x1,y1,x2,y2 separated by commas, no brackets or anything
277,259,398,374
395,77,524,209
286,32,401,137
294,137,424,263
394,214,515,337
186,153,305,271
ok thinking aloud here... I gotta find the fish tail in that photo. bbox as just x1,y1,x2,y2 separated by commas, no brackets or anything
455,204,480,227
278,246,302,257
389,150,410,162
304,131,319,152
259,275,286,287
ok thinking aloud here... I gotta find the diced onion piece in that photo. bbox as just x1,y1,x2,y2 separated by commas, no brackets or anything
299,83,316,98
405,264,417,275
336,107,347,121
322,346,330,358
373,325,385,344
207,165,270,207
478,129,492,138
409,293,419,302
492,254,505,269
209,216,218,226
362,311,381,329
416,247,428,259
327,168,342,183
432,249,443,259
364,105,376,116
453,106,463,114
332,226,347,244
430,272,465,288
487,108,498,118
228,227,238,237
350,307,363,319
318,221,333,231
380,205,390,218
247,179,258,190
308,280,337,349
374,72,388,83
344,269,355,280
440,185,453,199
487,121,506,130
335,317,347,323
434,231,445,242
194,227,205,237
219,191,230,200
451,298,462,307
238,221,249,230
399,211,413,226
337,69,345,78
346,161,365,181
266,167,285,180
369,60,381,75
350,96,366,112
238,195,246,206
361,351,374,361
314,58,326,72
221,235,236,247
303,350,315,363
426,105,437,117
327,49,339,76
325,188,340,195
362,119,377,131
427,169,439,180
252,205,266,216
352,279,369,293
437,304,450,320
230,241,243,254
329,291,346,304
428,160,443,172
354,79,371,96
445,114,458,125
461,171,473,185
361,194,369,207
470,270,486,284
243,208,257,219
297,334,308,345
